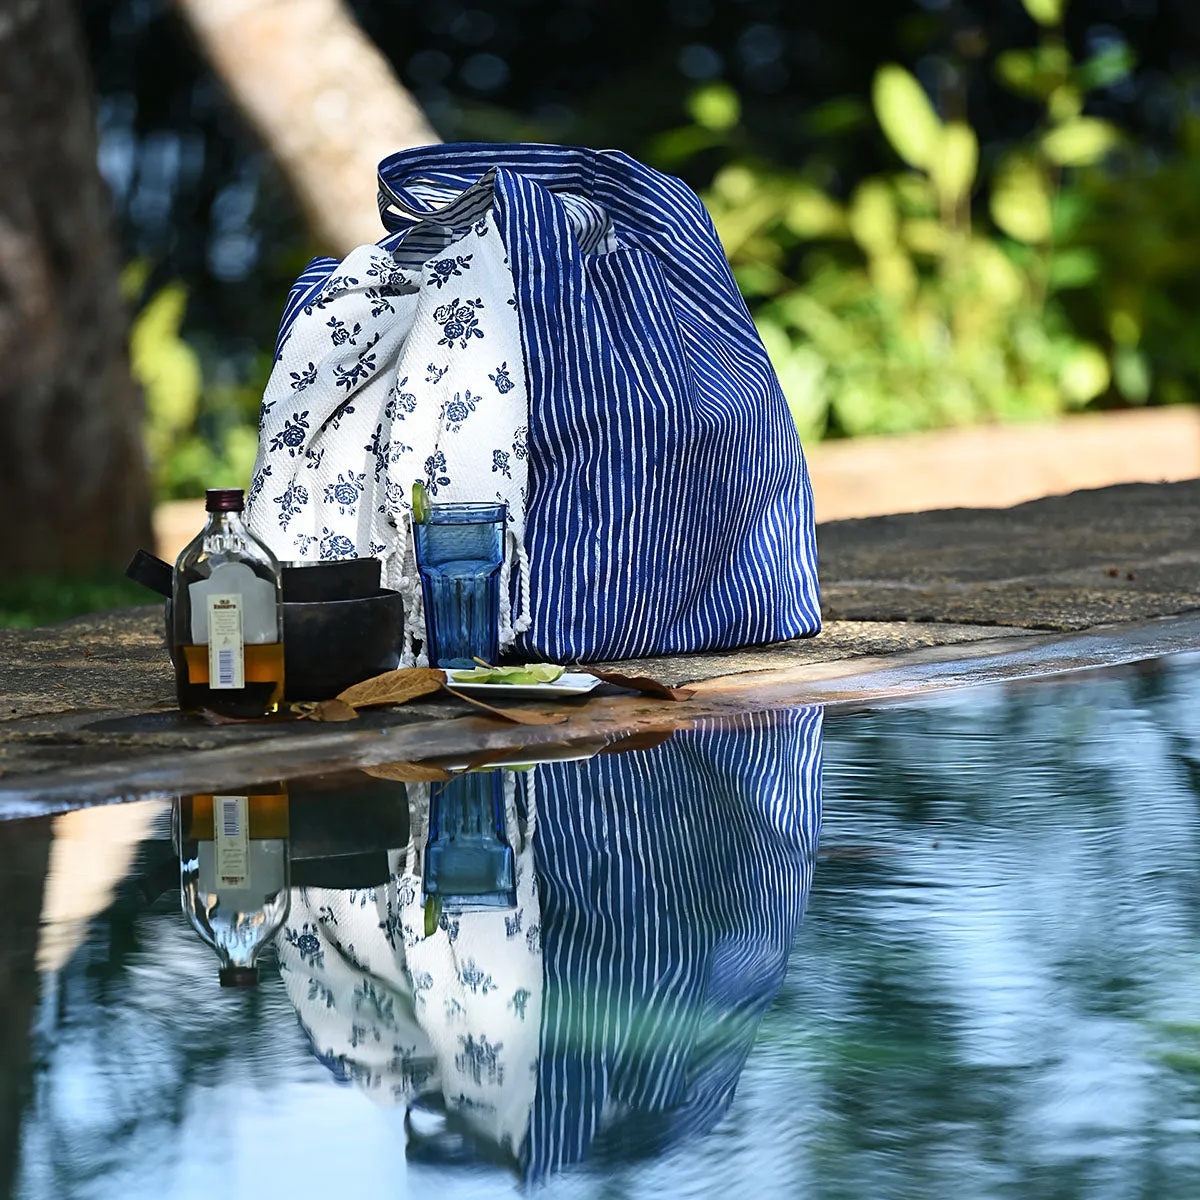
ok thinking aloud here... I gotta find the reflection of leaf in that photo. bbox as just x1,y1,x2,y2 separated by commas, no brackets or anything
873,65,942,170
443,686,568,725
337,667,445,709
364,761,453,783
584,670,695,701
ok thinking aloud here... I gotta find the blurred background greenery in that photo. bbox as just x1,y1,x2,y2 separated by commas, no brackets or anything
6,0,1197,624
87,0,1200,497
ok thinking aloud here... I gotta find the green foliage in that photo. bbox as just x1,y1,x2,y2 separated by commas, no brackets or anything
125,264,266,501
653,0,1196,440
0,572,150,628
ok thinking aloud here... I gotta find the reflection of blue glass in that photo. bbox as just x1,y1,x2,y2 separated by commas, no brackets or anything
413,502,505,669
423,770,516,909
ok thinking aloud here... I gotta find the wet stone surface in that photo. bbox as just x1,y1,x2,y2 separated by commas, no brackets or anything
0,479,1197,790
820,478,1200,630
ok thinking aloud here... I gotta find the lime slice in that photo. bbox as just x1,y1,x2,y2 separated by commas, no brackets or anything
449,663,566,685
412,479,431,524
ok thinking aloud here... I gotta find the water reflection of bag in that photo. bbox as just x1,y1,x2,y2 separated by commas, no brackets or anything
248,144,821,662
526,708,823,1180
276,709,822,1182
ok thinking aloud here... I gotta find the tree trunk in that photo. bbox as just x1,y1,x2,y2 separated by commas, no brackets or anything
175,0,441,257
0,0,153,573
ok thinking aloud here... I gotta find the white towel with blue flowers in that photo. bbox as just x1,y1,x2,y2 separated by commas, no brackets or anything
245,210,530,661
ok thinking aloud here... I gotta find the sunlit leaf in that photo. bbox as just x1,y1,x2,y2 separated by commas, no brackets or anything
1074,41,1136,92
804,96,870,136
967,240,1025,307
784,187,846,238
995,45,1071,98
990,158,1053,243
1047,85,1084,123
131,283,203,470
902,219,946,256
872,65,943,170
711,164,757,205
1113,346,1151,404
848,180,899,254
1022,0,1066,27
868,250,917,301
1109,310,1141,346
931,121,979,204
686,83,741,132
1042,118,1120,166
1047,248,1101,291
1060,344,1111,403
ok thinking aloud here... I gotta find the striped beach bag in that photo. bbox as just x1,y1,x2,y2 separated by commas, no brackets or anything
247,143,820,662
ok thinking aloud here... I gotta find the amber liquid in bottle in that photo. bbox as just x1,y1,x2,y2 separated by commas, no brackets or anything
172,488,285,718
174,643,286,718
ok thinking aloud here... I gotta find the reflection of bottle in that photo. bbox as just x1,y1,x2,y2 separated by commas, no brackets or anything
176,788,291,986
424,771,516,909
172,488,284,718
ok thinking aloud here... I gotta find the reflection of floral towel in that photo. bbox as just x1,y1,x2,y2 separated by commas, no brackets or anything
276,774,542,1155
246,187,532,660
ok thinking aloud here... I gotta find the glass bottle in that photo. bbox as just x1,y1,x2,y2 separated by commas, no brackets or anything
175,788,291,987
172,487,284,717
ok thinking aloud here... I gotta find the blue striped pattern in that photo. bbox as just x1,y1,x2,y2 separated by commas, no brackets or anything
274,144,821,658
377,144,820,661
525,706,823,1180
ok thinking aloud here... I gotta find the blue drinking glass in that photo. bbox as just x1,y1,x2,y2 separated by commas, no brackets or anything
423,770,516,910
413,501,506,669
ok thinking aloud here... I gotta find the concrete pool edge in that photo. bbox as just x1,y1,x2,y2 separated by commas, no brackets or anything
2,611,1197,816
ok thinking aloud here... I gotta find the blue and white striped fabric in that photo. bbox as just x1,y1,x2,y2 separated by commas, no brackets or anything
271,143,821,661
526,706,823,1180
274,707,822,1181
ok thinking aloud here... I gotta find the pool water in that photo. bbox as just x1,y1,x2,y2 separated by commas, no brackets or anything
3,655,1200,1199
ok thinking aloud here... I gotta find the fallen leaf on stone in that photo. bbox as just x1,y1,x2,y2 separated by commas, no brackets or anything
337,667,446,709
443,685,567,725
364,761,454,783
304,698,359,722
583,669,695,701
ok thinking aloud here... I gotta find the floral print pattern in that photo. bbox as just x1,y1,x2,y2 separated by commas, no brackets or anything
247,212,528,625
434,297,485,350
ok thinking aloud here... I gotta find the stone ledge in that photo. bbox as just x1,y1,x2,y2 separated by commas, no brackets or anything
2,478,1198,805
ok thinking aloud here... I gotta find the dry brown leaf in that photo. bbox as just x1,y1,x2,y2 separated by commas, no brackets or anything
337,667,446,709
364,761,454,783
443,685,568,726
305,698,359,722
583,669,695,701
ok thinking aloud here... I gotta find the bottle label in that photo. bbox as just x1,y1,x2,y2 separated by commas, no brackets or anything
207,595,245,689
214,795,250,887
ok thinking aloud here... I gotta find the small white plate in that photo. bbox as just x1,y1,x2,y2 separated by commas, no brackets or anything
445,671,602,701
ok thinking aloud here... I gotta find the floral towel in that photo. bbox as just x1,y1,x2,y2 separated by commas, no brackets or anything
245,197,531,660
276,773,542,1154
